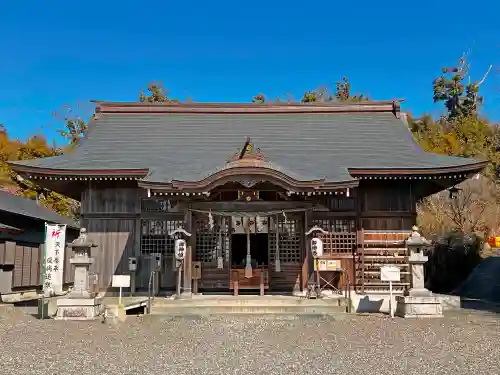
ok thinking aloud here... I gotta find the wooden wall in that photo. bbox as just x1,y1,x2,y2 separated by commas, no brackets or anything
79,179,420,293
358,180,417,231
0,241,75,294
81,181,140,290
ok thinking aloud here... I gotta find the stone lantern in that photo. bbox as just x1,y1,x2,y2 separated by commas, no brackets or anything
55,228,103,320
395,226,443,318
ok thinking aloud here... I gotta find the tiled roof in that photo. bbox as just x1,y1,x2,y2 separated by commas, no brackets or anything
0,191,79,229
9,102,485,183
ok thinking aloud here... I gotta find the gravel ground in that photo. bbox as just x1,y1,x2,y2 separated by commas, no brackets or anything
0,308,499,375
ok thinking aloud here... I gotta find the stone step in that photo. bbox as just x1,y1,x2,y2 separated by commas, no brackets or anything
151,297,347,308
150,304,347,315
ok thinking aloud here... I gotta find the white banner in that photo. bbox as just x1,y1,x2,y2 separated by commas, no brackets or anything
43,223,67,295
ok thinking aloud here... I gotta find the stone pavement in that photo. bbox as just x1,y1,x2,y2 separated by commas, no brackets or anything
0,307,498,375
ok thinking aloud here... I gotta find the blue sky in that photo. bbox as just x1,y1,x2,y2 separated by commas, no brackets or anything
1,0,499,144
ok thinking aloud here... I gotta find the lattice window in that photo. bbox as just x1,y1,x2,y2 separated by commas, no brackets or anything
319,233,356,254
140,219,184,255
310,219,356,254
195,216,231,263
312,219,355,233
269,217,302,263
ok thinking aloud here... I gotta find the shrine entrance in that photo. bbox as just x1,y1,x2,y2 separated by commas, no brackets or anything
192,208,305,294
231,233,269,268
229,216,270,292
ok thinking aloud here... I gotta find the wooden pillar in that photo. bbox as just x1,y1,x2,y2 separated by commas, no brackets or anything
232,270,239,296
355,187,363,293
182,210,193,297
301,210,309,292
260,269,265,296
358,228,364,294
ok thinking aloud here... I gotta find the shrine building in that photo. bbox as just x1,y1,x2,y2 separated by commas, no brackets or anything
7,101,487,295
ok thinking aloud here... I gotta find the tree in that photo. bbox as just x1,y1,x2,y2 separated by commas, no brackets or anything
334,76,368,102
413,53,500,240
433,54,492,121
139,82,180,104
301,77,368,103
251,94,267,104
0,126,79,219
53,101,94,147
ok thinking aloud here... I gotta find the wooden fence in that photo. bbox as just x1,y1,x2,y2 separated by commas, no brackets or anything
0,241,74,290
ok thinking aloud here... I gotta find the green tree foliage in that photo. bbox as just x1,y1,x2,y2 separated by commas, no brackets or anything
139,82,180,104
252,77,368,104
251,94,267,104
334,77,368,102
411,55,497,180
432,55,491,121
301,77,368,103
53,102,94,147
413,54,499,240
57,118,88,147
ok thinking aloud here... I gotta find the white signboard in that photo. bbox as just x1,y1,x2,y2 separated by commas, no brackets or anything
381,266,400,318
43,223,67,295
112,274,131,288
380,266,401,282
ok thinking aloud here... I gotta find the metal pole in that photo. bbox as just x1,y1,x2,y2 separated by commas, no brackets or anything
147,270,154,314
389,280,394,318
40,223,47,319
315,258,321,297
176,261,182,297
130,271,136,296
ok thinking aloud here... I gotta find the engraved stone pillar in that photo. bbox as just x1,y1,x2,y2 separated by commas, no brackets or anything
395,226,443,318
55,228,103,320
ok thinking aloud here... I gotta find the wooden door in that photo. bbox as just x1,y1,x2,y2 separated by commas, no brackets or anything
268,214,303,292
194,215,231,290
139,218,184,290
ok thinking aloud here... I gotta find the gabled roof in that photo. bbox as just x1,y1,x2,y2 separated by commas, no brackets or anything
8,101,487,186
0,191,79,229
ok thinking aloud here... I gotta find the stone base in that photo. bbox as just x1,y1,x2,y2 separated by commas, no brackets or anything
55,297,103,320
395,295,443,318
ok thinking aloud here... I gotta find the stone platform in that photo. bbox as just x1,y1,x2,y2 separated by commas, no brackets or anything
55,297,103,320
149,295,348,316
395,295,443,318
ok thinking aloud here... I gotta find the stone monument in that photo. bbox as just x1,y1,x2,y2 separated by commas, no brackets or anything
55,228,103,320
395,226,443,318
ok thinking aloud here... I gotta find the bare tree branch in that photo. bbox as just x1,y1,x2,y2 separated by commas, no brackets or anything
478,64,493,86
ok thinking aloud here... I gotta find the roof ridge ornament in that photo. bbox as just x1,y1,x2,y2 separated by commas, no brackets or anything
228,137,265,163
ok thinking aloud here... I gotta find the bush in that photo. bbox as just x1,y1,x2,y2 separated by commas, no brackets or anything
424,232,482,293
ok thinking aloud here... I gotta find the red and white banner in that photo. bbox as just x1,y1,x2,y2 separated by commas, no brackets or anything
43,224,67,295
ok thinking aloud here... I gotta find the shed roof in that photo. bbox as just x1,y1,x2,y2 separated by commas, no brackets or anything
0,222,22,233
0,191,79,229
8,101,486,184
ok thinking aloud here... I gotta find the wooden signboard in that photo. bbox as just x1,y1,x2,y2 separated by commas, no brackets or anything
314,258,342,271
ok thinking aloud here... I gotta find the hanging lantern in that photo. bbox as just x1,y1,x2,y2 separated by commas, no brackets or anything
208,210,214,230
448,186,460,200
